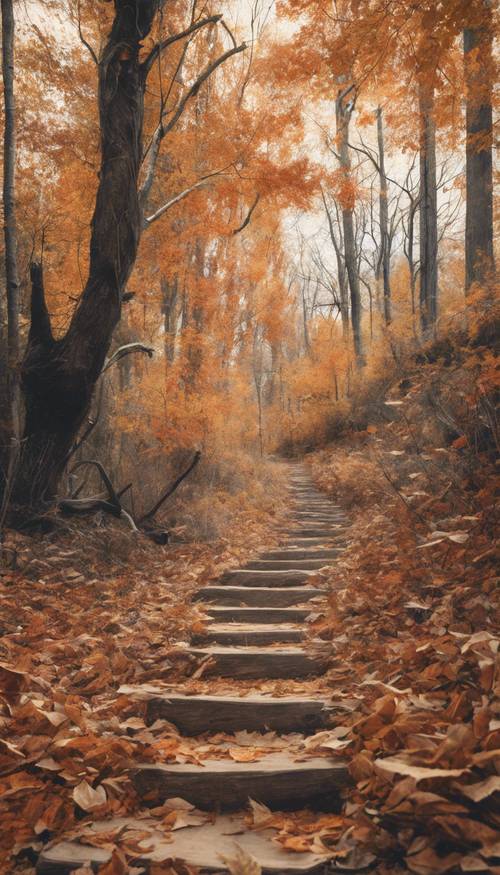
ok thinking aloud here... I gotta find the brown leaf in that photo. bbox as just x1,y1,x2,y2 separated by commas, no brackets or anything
458,775,500,802
73,780,107,811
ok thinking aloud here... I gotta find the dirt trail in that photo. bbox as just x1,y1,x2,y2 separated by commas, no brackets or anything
39,463,351,874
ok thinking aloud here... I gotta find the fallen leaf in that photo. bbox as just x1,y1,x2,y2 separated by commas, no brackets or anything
73,780,107,812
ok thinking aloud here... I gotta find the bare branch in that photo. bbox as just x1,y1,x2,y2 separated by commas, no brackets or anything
231,193,260,235
76,0,98,64
144,179,213,227
141,15,222,77
144,165,231,227
102,342,154,373
161,42,247,138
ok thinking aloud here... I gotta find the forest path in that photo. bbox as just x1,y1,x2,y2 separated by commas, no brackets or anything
38,464,351,874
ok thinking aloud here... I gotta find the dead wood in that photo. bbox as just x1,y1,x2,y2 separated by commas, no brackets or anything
139,450,201,523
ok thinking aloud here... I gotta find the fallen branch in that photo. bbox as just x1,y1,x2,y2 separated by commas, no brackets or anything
59,460,123,519
139,450,201,523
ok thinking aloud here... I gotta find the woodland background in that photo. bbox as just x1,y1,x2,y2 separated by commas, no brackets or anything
0,0,498,873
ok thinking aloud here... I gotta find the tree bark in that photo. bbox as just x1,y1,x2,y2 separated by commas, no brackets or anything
418,83,438,335
10,0,158,516
0,0,21,518
464,1,494,291
161,276,180,363
376,107,391,325
336,89,364,364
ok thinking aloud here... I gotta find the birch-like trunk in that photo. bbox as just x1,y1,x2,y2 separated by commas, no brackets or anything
418,83,438,335
336,91,363,364
0,0,21,518
376,107,391,325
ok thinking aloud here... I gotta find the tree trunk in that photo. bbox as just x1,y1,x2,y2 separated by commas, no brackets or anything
376,106,391,325
10,1,158,516
336,90,363,364
418,83,438,335
321,189,349,337
161,275,180,363
464,2,494,291
0,0,21,517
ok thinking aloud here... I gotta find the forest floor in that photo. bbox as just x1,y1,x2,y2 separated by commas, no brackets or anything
0,408,498,874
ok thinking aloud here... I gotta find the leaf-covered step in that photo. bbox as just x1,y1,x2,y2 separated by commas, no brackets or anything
185,644,326,679
220,568,313,586
245,558,337,571
204,605,313,623
145,691,330,733
281,527,343,537
193,585,326,607
132,752,349,811
192,622,304,646
260,548,343,560
37,813,332,873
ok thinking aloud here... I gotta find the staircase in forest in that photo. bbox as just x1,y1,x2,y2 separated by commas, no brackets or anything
38,464,351,874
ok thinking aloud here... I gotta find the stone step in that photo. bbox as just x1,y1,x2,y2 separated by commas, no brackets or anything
261,548,342,560
220,568,312,586
245,559,335,571
37,814,332,873
192,622,304,646
204,606,313,623
186,644,326,679
132,752,349,811
145,691,330,733
194,585,326,607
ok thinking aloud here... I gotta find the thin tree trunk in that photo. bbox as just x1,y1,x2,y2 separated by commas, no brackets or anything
10,1,158,516
321,189,349,337
464,1,494,291
336,90,364,364
418,83,438,335
376,106,391,324
0,0,21,520
161,275,179,363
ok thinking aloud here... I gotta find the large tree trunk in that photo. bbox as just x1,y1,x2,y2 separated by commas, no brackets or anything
418,83,438,335
0,0,21,515
336,89,363,364
464,1,494,291
10,1,158,516
376,106,391,325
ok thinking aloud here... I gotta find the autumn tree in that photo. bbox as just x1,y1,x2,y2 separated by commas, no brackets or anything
1,0,245,518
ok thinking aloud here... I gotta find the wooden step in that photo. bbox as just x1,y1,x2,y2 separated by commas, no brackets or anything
205,606,313,623
193,585,326,607
145,691,330,733
260,548,342,560
291,512,344,521
37,813,332,873
282,527,343,537
132,752,349,810
192,622,304,646
186,644,326,678
284,536,347,555
220,568,312,586
245,559,336,571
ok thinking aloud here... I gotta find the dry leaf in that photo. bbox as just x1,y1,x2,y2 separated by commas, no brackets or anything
220,845,262,875
73,780,107,811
